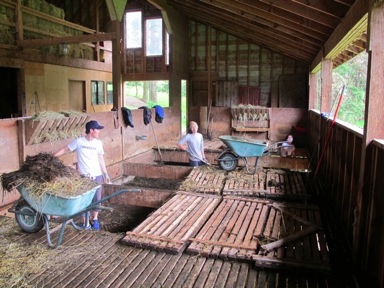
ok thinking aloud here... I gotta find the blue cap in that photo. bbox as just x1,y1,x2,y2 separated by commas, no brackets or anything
85,120,104,133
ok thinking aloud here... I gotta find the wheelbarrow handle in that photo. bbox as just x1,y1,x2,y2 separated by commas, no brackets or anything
61,188,141,222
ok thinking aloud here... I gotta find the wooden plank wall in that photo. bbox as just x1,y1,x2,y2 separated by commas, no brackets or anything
0,119,21,207
307,110,384,284
0,107,181,208
195,106,308,142
189,21,308,110
308,110,361,244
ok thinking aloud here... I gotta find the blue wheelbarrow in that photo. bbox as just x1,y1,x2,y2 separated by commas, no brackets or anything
217,135,283,174
8,185,141,248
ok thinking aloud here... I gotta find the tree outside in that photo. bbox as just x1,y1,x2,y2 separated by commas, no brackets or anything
332,52,367,128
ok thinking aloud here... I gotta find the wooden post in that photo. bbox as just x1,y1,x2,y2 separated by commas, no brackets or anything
112,20,122,111
320,59,332,113
354,0,384,274
308,72,317,110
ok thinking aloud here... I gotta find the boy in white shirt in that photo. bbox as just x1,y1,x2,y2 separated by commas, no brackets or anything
55,120,110,230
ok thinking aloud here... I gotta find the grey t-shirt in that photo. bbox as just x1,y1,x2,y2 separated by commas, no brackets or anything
178,133,204,161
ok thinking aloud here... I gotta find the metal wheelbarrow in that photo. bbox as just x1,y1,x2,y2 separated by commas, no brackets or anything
8,185,141,248
217,135,285,174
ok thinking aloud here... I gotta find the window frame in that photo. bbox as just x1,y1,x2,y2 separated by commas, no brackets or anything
91,80,105,105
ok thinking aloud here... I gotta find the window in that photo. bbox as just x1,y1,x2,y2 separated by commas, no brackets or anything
126,11,142,48
145,18,162,56
91,81,105,105
107,82,113,104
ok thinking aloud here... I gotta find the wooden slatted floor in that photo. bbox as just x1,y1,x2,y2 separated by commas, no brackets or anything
187,197,270,261
179,167,226,194
254,202,330,273
121,192,221,254
120,167,328,272
223,169,312,200
1,216,344,288
1,167,355,287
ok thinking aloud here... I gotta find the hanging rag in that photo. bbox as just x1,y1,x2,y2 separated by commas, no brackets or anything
139,106,152,125
153,105,164,123
121,107,134,128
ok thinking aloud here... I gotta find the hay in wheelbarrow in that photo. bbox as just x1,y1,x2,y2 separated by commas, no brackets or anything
1,152,96,198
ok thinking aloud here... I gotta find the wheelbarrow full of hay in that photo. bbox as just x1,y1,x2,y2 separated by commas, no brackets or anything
8,185,141,248
217,135,282,174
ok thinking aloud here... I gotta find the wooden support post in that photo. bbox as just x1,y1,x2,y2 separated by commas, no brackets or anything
308,72,317,110
112,20,122,111
354,1,384,274
320,59,333,113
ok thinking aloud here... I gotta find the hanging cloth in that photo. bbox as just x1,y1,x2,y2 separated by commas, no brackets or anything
153,105,164,123
139,106,152,125
121,107,134,128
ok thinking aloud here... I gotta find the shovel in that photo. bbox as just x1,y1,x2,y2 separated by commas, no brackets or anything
187,151,211,166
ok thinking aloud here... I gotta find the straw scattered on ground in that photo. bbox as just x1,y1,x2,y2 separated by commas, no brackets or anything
0,216,53,288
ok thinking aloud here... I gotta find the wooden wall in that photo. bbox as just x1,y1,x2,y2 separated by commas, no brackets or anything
0,107,180,209
196,106,307,142
24,61,113,115
308,110,384,285
189,22,309,110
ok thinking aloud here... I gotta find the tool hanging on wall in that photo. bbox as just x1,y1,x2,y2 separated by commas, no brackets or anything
34,92,41,113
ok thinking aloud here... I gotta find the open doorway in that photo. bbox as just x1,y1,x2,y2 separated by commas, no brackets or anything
123,81,170,109
0,67,18,119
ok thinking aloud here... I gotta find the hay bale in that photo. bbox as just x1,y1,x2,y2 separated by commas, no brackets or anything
49,3,64,19
0,5,7,14
0,25,14,45
23,0,41,10
23,13,38,27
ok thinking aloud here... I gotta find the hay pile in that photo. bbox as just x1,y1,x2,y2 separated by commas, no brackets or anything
1,153,96,198
30,111,88,143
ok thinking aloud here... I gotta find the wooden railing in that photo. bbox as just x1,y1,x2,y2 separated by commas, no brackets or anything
309,110,384,286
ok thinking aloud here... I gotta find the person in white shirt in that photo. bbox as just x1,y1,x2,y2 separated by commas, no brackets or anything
55,120,110,230
177,121,207,166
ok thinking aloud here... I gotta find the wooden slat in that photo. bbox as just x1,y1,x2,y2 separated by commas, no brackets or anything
121,193,221,254
223,170,266,196
187,197,271,261
179,167,226,194
254,204,331,272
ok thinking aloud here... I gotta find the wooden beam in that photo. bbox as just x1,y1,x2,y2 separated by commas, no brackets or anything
207,0,329,43
310,0,369,71
320,59,333,113
252,0,340,27
16,32,117,48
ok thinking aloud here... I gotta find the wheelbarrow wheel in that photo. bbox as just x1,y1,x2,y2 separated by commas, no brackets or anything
15,200,44,233
218,152,238,172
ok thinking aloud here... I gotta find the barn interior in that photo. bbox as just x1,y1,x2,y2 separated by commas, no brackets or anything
0,0,383,287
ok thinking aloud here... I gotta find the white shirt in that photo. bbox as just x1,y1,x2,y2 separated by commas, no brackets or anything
68,136,104,177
